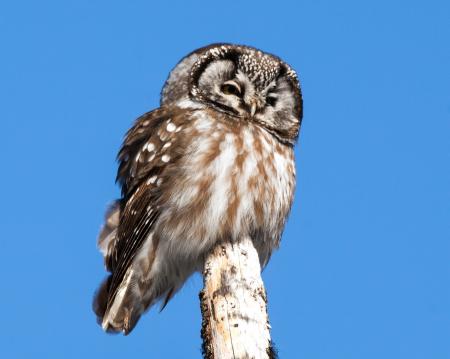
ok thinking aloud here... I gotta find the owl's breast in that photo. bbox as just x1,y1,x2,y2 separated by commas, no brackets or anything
156,111,296,263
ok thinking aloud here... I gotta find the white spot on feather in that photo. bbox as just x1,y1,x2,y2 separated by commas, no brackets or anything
147,175,157,185
166,123,176,132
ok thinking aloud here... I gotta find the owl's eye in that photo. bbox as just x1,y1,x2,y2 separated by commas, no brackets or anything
266,95,278,107
220,81,242,97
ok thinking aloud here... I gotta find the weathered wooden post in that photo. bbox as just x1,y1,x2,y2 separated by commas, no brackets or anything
200,236,277,359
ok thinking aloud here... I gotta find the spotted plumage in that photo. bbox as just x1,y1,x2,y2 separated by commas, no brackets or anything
94,43,303,334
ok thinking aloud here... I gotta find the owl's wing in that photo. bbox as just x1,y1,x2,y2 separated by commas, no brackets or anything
99,109,165,273
116,108,167,197
95,108,181,329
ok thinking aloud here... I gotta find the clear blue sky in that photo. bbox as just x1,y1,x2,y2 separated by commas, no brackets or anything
1,0,449,358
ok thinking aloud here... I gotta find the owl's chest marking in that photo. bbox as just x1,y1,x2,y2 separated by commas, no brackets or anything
157,111,295,261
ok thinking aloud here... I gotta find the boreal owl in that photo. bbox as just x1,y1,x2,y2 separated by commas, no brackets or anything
93,43,303,334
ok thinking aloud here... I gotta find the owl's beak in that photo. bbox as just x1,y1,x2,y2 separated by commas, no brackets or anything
246,95,263,117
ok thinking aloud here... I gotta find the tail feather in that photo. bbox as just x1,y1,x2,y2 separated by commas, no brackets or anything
94,201,193,334
93,267,143,334
93,229,161,334
93,267,182,334
100,268,142,334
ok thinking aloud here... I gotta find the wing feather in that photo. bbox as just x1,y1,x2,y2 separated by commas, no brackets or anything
102,109,170,312
116,108,166,197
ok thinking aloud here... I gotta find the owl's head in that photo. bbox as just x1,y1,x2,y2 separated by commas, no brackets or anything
162,44,302,144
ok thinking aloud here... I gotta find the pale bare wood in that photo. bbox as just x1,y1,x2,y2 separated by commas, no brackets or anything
200,236,276,359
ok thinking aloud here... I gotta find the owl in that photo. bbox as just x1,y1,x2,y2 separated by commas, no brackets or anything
93,44,303,334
